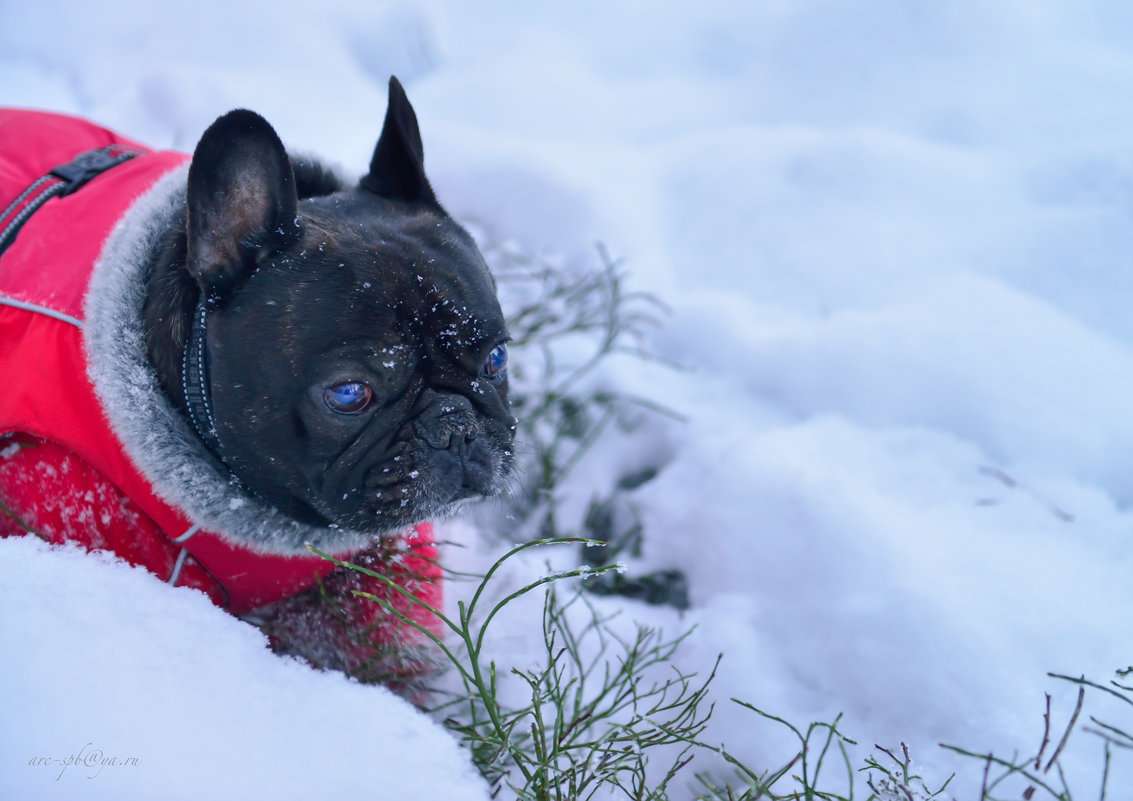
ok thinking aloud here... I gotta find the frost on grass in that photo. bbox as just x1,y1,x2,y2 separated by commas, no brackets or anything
464,221,689,609
342,536,716,800
340,532,1128,800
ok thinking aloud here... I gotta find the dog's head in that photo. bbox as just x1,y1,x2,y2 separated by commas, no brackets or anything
170,78,514,534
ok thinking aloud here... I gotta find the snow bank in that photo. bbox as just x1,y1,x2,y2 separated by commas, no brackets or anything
0,537,488,801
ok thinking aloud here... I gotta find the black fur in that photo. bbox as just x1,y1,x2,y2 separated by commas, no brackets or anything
360,76,437,204
144,77,514,533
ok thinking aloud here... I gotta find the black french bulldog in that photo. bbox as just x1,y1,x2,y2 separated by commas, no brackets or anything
143,77,515,534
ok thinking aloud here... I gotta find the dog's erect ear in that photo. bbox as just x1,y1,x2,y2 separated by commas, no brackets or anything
360,76,438,205
186,109,298,296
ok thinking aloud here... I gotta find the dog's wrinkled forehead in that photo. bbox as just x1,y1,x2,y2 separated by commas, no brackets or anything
295,193,506,348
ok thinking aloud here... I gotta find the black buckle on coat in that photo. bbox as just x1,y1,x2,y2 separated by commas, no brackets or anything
49,145,141,196
0,144,142,260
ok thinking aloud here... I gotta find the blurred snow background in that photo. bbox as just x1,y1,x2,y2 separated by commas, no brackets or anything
2,1,1132,798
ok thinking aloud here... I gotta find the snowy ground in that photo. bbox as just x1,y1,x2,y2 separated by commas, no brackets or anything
3,1,1133,798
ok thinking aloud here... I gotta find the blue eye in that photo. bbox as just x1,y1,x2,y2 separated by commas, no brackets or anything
323,382,373,414
483,343,508,380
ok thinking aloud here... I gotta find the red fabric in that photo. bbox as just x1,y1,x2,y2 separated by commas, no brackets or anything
0,109,154,321
0,437,224,602
0,109,441,669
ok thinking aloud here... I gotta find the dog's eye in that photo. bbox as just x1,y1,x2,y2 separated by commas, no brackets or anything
483,343,508,380
323,382,373,414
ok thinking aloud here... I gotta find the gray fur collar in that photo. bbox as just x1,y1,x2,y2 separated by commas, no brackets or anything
84,164,373,556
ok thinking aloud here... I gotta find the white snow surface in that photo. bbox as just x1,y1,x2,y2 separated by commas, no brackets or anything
0,537,489,800
3,1,1133,798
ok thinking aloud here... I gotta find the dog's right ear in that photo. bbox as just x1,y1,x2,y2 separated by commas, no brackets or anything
360,76,438,205
186,109,298,297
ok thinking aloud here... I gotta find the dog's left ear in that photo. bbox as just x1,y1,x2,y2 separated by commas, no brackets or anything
186,109,298,297
361,76,438,205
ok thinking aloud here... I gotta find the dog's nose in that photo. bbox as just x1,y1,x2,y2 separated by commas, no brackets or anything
414,395,479,451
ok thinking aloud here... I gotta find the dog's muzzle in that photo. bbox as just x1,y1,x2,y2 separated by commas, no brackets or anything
413,394,501,498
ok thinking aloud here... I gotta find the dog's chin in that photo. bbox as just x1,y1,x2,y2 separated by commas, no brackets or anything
314,484,487,534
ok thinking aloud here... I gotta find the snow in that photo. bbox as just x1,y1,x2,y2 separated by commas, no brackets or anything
0,536,488,800
3,0,1133,798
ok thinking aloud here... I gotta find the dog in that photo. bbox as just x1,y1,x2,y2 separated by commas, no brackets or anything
0,77,515,678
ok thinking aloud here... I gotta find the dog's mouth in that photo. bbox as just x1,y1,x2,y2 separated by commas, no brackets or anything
310,411,515,533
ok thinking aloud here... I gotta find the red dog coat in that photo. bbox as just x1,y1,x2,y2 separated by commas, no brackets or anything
0,109,441,680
